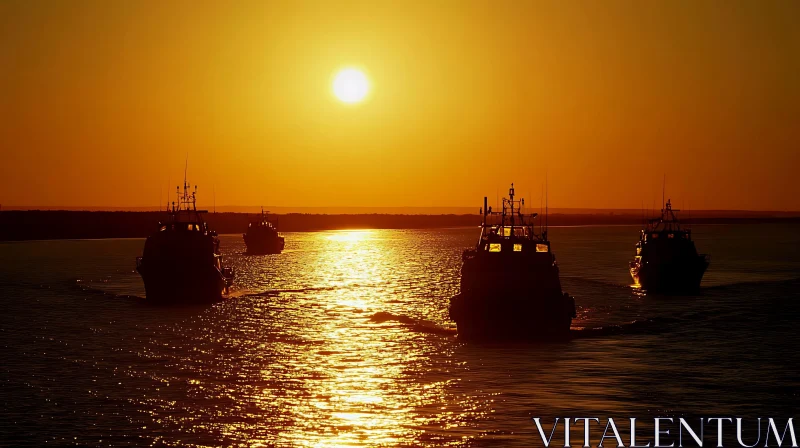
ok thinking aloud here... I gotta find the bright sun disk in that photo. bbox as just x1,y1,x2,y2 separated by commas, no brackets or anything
332,68,369,103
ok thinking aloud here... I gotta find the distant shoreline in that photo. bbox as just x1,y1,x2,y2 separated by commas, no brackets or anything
1,211,798,242
3,205,799,217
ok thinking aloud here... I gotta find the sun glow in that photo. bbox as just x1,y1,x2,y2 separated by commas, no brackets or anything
325,230,373,242
332,68,369,103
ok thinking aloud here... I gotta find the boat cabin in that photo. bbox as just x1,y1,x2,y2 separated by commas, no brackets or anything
248,208,280,233
475,184,551,255
249,221,275,229
159,221,209,233
639,199,693,245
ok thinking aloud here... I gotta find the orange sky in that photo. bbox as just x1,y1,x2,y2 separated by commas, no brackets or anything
1,1,798,211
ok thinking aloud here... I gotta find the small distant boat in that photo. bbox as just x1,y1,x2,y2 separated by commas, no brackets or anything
136,180,234,304
243,208,285,255
629,199,710,293
449,184,576,341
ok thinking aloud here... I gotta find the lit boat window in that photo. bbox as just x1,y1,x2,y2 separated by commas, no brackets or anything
489,243,502,252
513,244,522,252
536,243,549,253
160,225,167,231
668,233,674,238
503,227,512,237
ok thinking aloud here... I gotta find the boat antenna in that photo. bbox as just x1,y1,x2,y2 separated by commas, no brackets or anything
509,183,514,229
540,183,544,236
545,171,549,234
184,153,189,191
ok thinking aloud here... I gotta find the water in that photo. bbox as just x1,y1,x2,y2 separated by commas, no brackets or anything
2,224,799,447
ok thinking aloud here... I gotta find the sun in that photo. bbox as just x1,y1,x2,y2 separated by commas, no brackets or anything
332,68,369,104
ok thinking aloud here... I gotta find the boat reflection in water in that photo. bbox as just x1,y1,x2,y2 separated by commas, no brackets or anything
449,184,576,341
629,199,710,293
136,179,234,304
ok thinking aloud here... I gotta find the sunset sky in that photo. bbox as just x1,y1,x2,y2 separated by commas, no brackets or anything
1,1,798,211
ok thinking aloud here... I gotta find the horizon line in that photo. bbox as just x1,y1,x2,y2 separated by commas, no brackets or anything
2,205,799,215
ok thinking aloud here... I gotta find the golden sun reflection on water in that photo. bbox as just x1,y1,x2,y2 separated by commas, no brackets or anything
324,229,375,243
248,229,452,447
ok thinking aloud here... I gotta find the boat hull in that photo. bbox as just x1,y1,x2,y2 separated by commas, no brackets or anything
450,292,573,341
137,261,227,304
243,235,285,255
630,257,709,293
451,250,574,341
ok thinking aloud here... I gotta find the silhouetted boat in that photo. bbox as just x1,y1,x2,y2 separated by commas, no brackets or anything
136,180,234,304
629,199,709,293
449,184,576,341
243,208,285,255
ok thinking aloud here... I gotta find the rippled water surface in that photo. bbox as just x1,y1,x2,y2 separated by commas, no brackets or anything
2,224,799,447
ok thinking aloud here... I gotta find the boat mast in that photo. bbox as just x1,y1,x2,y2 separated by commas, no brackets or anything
509,183,515,232
483,196,488,227
540,184,543,237
503,183,528,237
166,176,170,212
545,173,548,239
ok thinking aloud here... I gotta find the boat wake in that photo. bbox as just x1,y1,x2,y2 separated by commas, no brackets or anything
367,311,676,339
369,311,457,336
560,275,630,289
701,276,800,292
248,285,344,296
570,316,677,338
71,280,145,301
